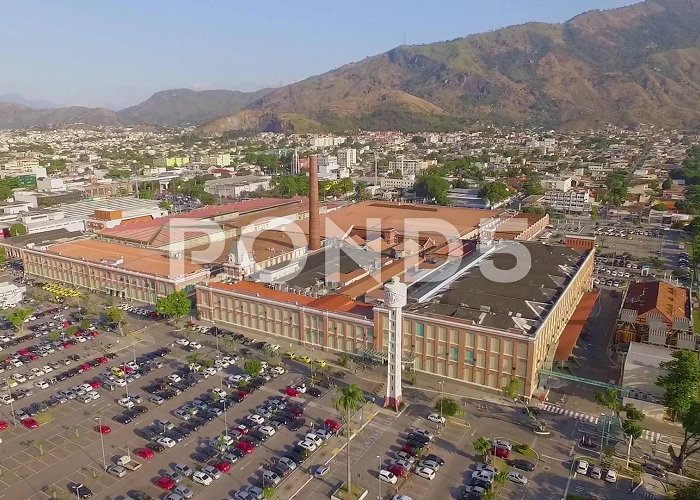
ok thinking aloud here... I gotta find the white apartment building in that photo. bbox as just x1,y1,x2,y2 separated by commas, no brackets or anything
0,159,43,179
199,153,231,167
541,176,572,192
388,156,428,176
544,189,591,213
337,148,357,168
311,136,345,148
380,175,415,190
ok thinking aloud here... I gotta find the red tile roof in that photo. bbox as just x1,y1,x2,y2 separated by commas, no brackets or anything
555,291,599,362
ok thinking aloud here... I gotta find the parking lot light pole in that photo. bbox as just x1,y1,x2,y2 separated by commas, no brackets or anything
377,455,381,500
95,416,107,472
5,380,16,425
438,380,445,424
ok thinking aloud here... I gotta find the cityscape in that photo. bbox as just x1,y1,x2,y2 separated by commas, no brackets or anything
1,1,700,500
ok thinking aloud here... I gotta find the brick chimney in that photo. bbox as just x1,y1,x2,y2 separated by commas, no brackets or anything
308,155,321,251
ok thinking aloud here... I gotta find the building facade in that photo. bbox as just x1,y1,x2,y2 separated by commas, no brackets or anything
388,156,428,176
544,189,591,212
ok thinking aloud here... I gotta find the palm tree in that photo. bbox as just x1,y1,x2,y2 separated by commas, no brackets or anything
334,383,366,496
473,437,491,463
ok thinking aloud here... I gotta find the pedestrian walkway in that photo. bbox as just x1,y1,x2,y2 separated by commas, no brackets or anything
540,403,663,442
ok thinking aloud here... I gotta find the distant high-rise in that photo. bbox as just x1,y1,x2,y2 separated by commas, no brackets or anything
291,150,300,175
337,148,357,169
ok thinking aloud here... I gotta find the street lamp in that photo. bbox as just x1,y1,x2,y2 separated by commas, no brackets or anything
377,455,381,500
95,416,107,472
438,380,445,426
5,379,16,426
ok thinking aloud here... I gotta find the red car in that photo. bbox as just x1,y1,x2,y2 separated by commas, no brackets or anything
96,356,108,364
89,380,101,389
18,348,30,355
237,390,250,399
95,425,111,435
0,420,9,431
401,444,419,456
324,418,341,431
80,363,91,372
62,321,72,328
285,386,301,397
234,424,249,435
136,448,155,459
156,476,176,490
89,330,99,337
492,446,510,459
22,418,39,429
28,353,39,360
388,464,407,477
236,441,255,454
62,342,73,349
214,460,231,473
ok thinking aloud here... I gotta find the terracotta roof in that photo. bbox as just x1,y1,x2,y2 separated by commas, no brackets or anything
623,280,690,324
45,239,204,280
555,291,599,362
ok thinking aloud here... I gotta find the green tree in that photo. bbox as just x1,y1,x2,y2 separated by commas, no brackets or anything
47,331,61,342
8,307,33,334
595,387,623,416
0,247,6,265
106,307,127,337
156,291,192,327
657,350,700,421
670,401,700,473
159,200,172,211
10,223,27,237
479,491,497,500
662,178,673,190
434,398,461,417
243,360,262,377
414,174,450,205
262,486,275,500
334,384,366,497
522,178,544,196
473,437,491,463
480,181,511,204
671,480,700,499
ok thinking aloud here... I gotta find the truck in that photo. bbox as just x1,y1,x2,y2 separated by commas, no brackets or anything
116,455,142,471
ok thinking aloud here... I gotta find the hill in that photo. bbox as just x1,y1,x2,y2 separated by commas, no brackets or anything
203,0,700,133
117,88,273,126
0,103,120,128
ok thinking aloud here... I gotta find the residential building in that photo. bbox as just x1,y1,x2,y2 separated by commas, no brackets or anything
203,176,271,199
380,176,415,190
198,153,231,167
541,176,573,192
153,156,190,168
337,148,357,169
388,156,428,176
311,136,345,148
543,189,591,212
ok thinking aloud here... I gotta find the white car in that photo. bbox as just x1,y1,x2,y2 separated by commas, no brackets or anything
305,433,323,446
114,378,127,387
214,359,230,368
493,439,512,450
34,380,49,389
175,339,189,346
89,391,100,400
117,397,134,408
508,471,528,484
203,367,217,377
42,364,53,373
211,388,227,399
427,413,445,424
0,394,15,404
605,469,617,483
30,367,45,377
201,465,222,480
413,429,434,441
189,341,202,350
471,471,494,484
270,366,285,376
476,463,498,474
156,436,176,448
192,471,213,486
297,440,318,452
259,425,276,437
415,466,436,480
11,373,27,383
228,374,250,385
462,486,485,496
248,414,265,425
379,469,398,484
576,460,589,475
168,374,182,383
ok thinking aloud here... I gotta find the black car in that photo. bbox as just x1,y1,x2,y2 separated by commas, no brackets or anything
69,483,93,499
113,413,132,424
406,438,426,450
137,428,159,440
124,408,140,419
160,390,176,400
509,459,535,472
250,430,268,442
644,463,666,478
289,418,305,431
56,372,68,381
408,433,430,445
164,429,185,442
189,417,206,429
522,406,541,416
191,452,210,463
268,420,283,430
146,441,165,453
291,445,310,457
424,454,445,466
285,451,307,464
132,405,148,415
126,490,152,500
578,436,597,449
104,353,118,359
307,387,324,398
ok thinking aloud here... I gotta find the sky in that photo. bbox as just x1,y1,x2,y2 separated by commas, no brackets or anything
0,0,639,110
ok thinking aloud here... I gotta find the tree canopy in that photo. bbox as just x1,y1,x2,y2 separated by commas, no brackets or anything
434,398,462,417
481,181,511,204
106,307,127,336
243,360,262,377
156,291,192,324
414,174,450,205
657,349,700,421
8,307,33,333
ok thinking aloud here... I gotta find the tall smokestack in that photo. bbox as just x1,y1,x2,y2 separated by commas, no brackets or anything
308,155,321,251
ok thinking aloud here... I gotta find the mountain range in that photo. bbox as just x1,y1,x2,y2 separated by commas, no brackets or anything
3,0,700,132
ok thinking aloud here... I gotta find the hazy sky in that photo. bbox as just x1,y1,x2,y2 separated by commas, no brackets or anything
0,0,638,109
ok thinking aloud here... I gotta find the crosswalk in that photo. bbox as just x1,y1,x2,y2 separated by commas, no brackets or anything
539,403,663,442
